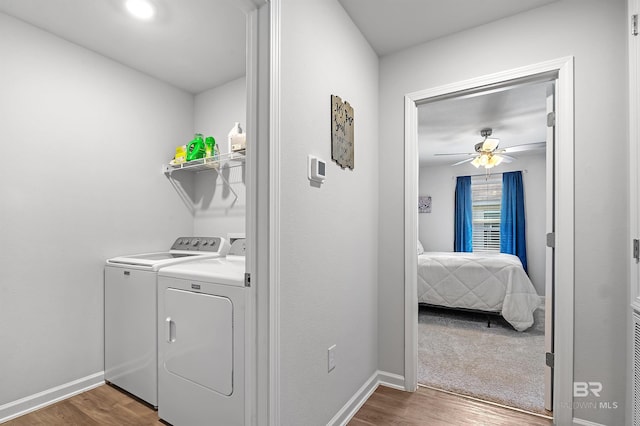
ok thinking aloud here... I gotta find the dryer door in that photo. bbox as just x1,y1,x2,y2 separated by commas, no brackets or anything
163,288,233,396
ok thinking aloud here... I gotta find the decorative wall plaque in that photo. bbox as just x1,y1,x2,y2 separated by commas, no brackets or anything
419,196,432,213
331,95,354,169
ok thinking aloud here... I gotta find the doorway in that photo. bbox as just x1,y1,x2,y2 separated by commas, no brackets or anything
403,57,575,425
415,79,552,415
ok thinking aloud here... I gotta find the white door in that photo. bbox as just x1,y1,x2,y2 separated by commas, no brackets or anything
544,82,556,412
631,0,640,309
163,288,234,395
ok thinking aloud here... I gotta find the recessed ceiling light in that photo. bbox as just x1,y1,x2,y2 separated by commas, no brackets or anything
125,0,155,20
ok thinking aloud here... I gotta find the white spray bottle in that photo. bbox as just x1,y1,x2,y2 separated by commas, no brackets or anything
228,122,243,154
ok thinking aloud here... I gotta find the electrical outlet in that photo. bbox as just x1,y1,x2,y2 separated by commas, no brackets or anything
328,344,336,372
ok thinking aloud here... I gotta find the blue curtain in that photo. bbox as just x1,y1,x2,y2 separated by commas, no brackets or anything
454,176,472,252
500,171,528,272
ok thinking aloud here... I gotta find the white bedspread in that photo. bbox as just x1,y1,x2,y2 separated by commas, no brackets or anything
417,252,541,331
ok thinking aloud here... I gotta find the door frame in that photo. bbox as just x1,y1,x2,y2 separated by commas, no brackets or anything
245,1,271,425
629,0,639,422
403,57,574,424
544,82,555,411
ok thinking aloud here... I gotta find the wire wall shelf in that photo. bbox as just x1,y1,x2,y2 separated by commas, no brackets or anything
163,151,246,214
162,151,245,175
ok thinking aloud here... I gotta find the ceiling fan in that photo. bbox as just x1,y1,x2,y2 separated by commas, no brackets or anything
435,128,546,169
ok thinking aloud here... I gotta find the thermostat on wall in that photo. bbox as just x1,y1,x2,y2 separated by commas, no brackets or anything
308,155,326,184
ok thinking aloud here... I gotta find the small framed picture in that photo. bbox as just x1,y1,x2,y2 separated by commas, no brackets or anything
419,196,432,213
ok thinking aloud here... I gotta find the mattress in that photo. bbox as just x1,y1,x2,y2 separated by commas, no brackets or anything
417,252,541,331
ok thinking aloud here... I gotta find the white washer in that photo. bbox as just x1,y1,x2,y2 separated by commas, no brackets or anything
104,236,229,407
157,240,247,426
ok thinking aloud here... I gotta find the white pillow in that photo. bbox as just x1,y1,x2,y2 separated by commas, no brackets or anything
417,240,424,255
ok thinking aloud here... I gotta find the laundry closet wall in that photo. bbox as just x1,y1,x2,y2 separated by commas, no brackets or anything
0,12,193,416
192,76,247,238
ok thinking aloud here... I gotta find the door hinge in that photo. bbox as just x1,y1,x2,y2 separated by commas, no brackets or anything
546,232,556,248
633,14,638,36
634,239,639,261
546,111,556,127
244,272,251,287
546,352,554,368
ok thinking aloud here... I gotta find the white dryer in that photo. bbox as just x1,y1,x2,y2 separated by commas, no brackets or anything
157,240,248,426
104,236,229,407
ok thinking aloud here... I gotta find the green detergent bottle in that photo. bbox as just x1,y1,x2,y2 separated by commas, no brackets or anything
186,133,205,161
205,136,216,158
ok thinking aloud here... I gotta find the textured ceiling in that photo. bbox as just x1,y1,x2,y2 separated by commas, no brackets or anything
337,0,559,56
0,0,248,94
0,0,560,93
418,81,552,167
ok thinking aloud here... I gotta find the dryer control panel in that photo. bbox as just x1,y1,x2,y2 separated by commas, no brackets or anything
170,237,228,253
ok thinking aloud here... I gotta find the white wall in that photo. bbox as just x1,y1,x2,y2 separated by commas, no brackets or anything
419,154,547,296
278,0,379,424
192,77,247,238
418,164,455,253
0,13,194,408
378,1,627,424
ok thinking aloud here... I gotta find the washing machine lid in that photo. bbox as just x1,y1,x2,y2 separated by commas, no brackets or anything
158,258,246,286
106,251,221,270
105,236,230,270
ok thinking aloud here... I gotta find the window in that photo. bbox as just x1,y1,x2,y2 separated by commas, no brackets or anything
471,174,502,252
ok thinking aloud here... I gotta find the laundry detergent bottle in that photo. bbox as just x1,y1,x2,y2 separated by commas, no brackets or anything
186,133,205,161
205,136,216,158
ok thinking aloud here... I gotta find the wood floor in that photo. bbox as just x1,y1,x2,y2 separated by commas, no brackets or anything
349,385,552,426
4,385,163,426
5,383,552,425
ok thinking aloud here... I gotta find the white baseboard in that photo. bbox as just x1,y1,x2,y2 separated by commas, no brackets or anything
328,370,407,426
377,370,406,391
0,372,105,423
573,418,606,426
327,371,379,426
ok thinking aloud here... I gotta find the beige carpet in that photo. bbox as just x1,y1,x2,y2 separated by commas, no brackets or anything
417,305,547,415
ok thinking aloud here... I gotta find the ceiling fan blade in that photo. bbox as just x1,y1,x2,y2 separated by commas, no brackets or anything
434,152,475,156
451,157,475,166
502,142,546,153
498,154,517,163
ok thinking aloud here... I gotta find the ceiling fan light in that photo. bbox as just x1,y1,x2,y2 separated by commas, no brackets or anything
471,157,481,168
493,155,504,166
479,154,489,166
482,138,500,152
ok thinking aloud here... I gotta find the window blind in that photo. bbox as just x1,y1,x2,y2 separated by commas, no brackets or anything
471,174,502,252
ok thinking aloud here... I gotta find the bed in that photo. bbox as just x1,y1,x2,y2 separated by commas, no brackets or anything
417,252,541,331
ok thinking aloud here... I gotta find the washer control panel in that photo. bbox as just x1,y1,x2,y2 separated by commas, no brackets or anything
170,236,228,253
